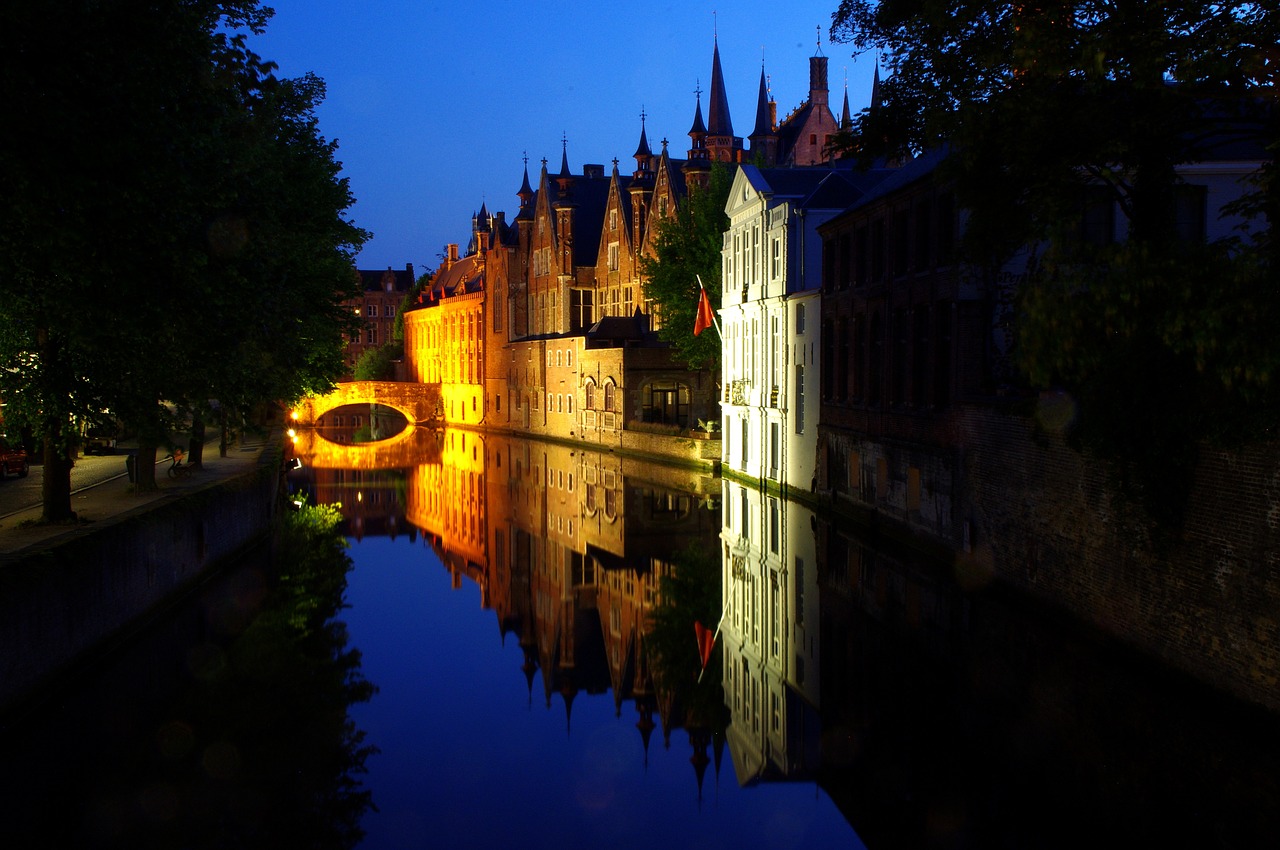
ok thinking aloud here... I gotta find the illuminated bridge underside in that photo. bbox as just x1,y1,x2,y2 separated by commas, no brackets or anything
291,381,441,426
291,425,442,470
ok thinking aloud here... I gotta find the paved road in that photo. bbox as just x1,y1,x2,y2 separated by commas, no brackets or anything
0,435,273,557
0,452,140,522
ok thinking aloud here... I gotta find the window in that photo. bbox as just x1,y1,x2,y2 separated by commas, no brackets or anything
771,237,781,280
366,304,377,317
769,423,779,479
871,219,886,281
769,498,780,554
604,382,615,412
796,303,806,334
795,364,805,432
915,198,932,270
585,381,596,409
894,208,910,277
384,304,395,317
366,328,377,344
608,241,620,271
1080,185,1115,246
838,234,851,288
1175,184,1208,242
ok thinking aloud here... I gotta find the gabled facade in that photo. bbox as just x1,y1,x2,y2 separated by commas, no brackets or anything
720,164,880,495
346,264,415,374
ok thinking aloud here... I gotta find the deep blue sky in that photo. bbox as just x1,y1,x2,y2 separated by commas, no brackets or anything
248,1,878,278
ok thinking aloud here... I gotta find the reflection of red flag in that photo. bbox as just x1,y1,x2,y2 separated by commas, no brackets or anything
693,286,714,336
694,620,716,669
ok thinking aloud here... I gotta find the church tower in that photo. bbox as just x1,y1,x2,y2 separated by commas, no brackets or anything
685,36,744,189
749,64,778,166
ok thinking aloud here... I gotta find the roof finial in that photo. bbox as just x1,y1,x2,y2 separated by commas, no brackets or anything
815,24,826,56
713,9,717,39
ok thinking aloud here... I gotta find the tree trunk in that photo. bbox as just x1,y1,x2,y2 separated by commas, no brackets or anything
135,438,159,492
189,413,206,468
40,422,75,523
219,406,228,457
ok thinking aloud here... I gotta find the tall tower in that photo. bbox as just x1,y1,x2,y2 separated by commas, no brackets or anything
749,64,778,166
704,37,738,163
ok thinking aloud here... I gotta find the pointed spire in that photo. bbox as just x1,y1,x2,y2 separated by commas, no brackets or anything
558,133,570,178
688,80,707,137
706,37,733,137
751,63,773,138
841,68,852,129
517,151,534,206
871,61,882,111
633,107,652,160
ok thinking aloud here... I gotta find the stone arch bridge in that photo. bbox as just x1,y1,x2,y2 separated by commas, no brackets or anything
290,381,441,426
289,424,442,470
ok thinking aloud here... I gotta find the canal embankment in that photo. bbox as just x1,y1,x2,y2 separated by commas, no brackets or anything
0,432,283,715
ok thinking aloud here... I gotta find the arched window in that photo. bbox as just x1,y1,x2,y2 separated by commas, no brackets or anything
585,381,596,409
604,382,616,412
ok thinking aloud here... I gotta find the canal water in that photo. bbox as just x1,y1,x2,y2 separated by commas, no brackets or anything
2,428,1279,849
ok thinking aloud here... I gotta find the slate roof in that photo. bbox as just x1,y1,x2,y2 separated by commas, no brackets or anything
358,265,415,293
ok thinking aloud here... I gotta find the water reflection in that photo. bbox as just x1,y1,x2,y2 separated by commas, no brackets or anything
286,431,1280,848
0,512,376,849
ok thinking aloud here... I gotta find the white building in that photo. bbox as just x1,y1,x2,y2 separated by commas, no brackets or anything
719,477,823,784
719,164,886,495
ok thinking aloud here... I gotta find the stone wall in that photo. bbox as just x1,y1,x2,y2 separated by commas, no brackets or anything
822,402,1280,710
0,446,281,713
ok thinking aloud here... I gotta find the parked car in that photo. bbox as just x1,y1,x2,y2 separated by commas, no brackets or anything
0,437,29,478
84,421,121,455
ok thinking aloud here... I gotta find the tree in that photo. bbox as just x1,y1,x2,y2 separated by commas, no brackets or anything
640,165,732,371
830,1,1278,523
0,1,364,516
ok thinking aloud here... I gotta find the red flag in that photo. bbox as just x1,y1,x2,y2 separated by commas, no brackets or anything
694,620,716,669
693,286,714,337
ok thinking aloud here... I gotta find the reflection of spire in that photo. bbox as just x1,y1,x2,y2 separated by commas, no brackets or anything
562,685,576,737
521,646,538,709
690,727,711,806
636,699,656,770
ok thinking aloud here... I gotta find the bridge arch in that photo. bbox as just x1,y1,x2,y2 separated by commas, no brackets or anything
289,424,441,470
291,381,441,426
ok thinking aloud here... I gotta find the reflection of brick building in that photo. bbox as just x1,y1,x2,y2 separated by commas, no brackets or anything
404,428,720,754
345,264,415,374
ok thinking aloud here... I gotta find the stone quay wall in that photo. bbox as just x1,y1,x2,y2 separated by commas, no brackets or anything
0,444,282,713
823,402,1280,712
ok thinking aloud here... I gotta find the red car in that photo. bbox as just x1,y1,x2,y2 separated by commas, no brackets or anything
0,437,30,478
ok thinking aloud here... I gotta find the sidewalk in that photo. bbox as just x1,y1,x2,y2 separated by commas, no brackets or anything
0,432,278,558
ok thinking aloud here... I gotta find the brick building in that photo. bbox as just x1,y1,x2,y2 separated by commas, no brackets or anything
346,264,415,374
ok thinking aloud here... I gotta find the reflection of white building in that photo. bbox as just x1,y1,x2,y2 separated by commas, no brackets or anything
719,478,822,784
720,165,880,495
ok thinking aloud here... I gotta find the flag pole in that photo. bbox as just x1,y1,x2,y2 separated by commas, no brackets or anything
696,596,732,685
695,274,723,340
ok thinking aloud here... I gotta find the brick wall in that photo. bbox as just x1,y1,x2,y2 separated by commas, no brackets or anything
824,402,1280,710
